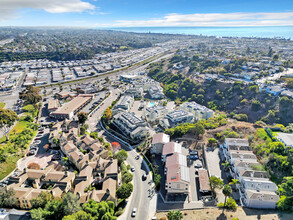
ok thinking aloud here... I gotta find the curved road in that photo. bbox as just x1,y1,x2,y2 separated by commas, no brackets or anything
126,149,151,220
97,125,153,220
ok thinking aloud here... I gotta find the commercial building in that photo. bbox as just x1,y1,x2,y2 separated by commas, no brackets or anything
160,110,194,129
180,102,214,121
47,99,59,113
113,112,150,140
51,94,94,120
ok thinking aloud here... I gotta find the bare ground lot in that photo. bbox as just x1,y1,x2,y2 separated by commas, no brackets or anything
156,207,293,220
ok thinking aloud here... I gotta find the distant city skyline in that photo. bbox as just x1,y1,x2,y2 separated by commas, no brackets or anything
0,0,293,27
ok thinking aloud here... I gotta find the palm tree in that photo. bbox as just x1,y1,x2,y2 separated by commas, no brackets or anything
174,211,183,220
229,178,240,190
222,185,232,211
167,211,175,220
221,161,232,172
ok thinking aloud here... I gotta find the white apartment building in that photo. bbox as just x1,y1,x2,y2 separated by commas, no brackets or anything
113,112,150,140
180,101,214,121
160,110,194,129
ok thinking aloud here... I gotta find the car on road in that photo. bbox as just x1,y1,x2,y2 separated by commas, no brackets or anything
194,163,202,168
131,208,137,217
34,140,41,144
131,166,135,172
27,150,36,156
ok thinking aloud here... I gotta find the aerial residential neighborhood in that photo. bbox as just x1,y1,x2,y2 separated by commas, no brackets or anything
0,27,293,220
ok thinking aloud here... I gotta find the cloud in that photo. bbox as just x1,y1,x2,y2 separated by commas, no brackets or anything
112,12,293,27
0,0,95,21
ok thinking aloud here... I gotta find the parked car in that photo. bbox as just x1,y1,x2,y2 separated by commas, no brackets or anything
194,163,202,168
142,173,147,181
34,140,41,145
131,208,137,217
131,166,135,172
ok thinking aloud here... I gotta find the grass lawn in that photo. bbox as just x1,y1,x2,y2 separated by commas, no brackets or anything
0,120,30,144
0,102,5,109
0,153,24,180
10,120,29,136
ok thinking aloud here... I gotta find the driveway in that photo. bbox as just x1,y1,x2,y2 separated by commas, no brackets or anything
205,147,225,203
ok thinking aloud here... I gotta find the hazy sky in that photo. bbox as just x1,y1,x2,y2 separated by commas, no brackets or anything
0,0,293,27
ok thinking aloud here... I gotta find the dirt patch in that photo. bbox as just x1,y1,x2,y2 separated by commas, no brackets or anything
155,207,293,220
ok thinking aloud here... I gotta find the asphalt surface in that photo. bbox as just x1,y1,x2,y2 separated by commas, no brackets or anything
88,88,121,132
126,149,152,220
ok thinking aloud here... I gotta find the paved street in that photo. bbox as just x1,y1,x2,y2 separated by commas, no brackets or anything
96,126,153,220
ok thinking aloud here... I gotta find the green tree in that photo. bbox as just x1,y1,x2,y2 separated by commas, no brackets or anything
229,179,240,190
122,172,133,184
62,210,93,220
217,197,237,210
0,109,18,141
45,199,64,220
208,138,217,147
116,183,133,200
82,200,115,220
277,176,293,196
114,149,128,165
277,195,293,211
174,210,183,220
209,176,223,190
31,191,53,208
221,161,233,172
19,86,42,104
191,122,205,139
167,210,175,220
62,193,81,216
30,208,47,220
222,185,233,209
0,186,17,208
77,112,88,124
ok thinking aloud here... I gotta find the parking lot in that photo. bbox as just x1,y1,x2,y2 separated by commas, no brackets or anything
81,91,106,114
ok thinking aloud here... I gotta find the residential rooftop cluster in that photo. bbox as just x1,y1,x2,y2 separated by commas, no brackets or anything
220,138,279,209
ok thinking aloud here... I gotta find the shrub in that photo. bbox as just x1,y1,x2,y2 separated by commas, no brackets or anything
217,197,237,210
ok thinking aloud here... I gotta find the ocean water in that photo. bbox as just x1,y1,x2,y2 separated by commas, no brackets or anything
106,26,293,39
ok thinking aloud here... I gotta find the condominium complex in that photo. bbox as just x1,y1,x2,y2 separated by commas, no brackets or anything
180,101,214,121
112,95,134,115
113,112,150,140
220,138,279,209
160,110,194,129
